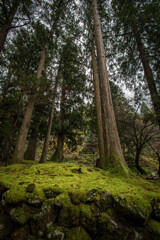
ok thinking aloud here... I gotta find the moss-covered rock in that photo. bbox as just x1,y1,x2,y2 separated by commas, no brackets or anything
113,195,152,225
0,162,160,239
148,219,160,240
65,227,91,240
10,205,30,225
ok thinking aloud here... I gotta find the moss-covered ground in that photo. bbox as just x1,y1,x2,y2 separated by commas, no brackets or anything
0,161,159,206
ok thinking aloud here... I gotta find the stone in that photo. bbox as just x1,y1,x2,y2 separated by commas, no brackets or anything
44,189,61,199
99,191,113,211
86,189,98,203
27,195,42,207
30,200,61,236
114,195,152,225
47,230,65,240
152,203,160,222
10,205,30,225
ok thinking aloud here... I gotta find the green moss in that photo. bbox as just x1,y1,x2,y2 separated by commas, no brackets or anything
10,205,30,224
27,236,43,240
148,219,160,235
104,153,129,177
65,227,91,240
4,185,29,204
98,212,109,224
0,162,160,218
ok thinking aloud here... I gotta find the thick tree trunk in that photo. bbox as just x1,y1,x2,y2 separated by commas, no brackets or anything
91,35,105,169
24,123,40,160
40,75,59,163
92,0,127,173
57,86,66,162
133,26,160,129
12,43,48,162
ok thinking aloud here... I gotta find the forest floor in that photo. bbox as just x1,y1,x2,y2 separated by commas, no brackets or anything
0,161,159,207
0,161,160,239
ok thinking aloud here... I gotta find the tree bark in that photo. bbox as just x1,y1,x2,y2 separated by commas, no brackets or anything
40,74,59,163
90,33,105,168
57,86,66,162
12,43,48,162
135,148,145,174
92,0,127,172
24,122,40,160
133,25,160,129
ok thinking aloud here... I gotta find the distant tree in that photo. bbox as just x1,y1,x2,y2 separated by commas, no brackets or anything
131,106,160,174
148,143,160,177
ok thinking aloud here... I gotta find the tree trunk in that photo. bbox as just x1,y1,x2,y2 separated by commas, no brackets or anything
90,33,105,169
24,123,40,160
135,148,145,174
57,86,66,162
1,114,19,163
133,26,160,129
40,75,59,163
92,0,127,173
12,43,48,162
0,0,21,53
158,157,160,178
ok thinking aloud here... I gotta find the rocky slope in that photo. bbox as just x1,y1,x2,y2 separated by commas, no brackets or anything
0,162,160,240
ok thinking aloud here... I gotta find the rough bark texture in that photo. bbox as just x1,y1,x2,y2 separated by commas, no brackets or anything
91,36,105,169
40,75,59,163
24,123,40,161
133,25,160,129
92,0,127,172
12,43,48,162
57,86,66,162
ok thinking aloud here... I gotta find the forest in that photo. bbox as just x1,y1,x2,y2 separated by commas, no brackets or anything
0,0,160,240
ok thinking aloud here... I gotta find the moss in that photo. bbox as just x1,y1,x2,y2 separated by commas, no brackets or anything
98,212,109,224
80,203,98,234
10,205,30,224
98,212,118,233
65,227,91,240
148,219,160,235
4,185,29,204
27,236,43,240
113,194,152,224
0,162,160,218
104,153,129,177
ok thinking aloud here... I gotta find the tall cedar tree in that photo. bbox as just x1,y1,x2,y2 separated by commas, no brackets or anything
40,69,60,163
92,0,128,173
